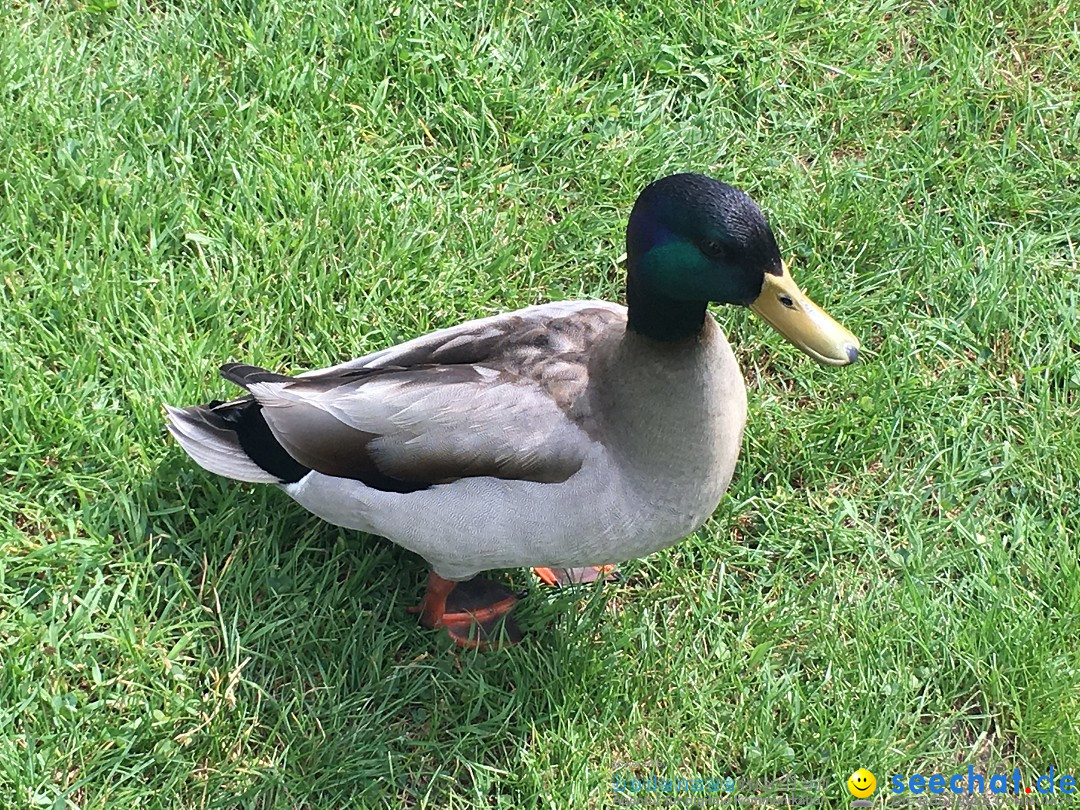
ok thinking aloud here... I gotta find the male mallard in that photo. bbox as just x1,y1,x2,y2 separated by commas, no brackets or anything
166,173,859,647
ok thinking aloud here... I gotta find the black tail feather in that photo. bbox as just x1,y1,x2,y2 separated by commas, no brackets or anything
209,397,310,484
220,362,294,388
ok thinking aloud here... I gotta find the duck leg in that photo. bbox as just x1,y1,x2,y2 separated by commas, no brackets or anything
408,571,522,649
532,565,619,587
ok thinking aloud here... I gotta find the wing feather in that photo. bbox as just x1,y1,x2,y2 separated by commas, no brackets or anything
195,301,626,490
247,366,590,485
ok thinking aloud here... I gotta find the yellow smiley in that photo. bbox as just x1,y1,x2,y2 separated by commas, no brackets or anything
847,768,876,798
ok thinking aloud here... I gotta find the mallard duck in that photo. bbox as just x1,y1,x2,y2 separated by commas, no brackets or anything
166,173,859,647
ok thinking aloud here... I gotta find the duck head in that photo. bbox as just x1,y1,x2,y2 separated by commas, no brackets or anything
625,173,860,366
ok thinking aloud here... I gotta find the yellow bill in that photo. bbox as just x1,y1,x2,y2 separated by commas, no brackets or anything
749,264,860,366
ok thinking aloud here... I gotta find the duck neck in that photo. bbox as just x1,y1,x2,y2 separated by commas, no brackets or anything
600,316,739,481
625,271,709,343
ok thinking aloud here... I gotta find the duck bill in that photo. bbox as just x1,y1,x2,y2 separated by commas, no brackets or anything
749,265,860,366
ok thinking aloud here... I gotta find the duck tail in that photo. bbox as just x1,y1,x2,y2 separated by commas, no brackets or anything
166,364,313,484
165,402,282,483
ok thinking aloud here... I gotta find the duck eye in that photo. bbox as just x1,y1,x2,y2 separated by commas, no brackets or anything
700,239,726,259
778,294,795,309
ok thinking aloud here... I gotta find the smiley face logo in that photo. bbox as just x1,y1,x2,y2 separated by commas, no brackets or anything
847,769,876,798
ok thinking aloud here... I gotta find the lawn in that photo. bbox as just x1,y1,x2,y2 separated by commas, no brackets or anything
1,0,1078,807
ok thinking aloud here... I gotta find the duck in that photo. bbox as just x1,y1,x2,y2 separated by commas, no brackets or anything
166,173,860,648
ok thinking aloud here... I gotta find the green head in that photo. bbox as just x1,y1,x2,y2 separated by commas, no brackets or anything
625,173,860,365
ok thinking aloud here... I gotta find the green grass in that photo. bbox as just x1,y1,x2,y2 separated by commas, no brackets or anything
2,0,1078,807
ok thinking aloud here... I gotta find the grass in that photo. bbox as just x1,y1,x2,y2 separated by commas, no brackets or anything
1,0,1078,807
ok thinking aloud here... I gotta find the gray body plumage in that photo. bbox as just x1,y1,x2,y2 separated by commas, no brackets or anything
166,299,748,581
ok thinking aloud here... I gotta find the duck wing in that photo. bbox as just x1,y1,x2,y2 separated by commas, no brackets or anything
220,302,623,492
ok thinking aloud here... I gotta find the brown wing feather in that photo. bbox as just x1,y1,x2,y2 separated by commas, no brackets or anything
232,302,626,490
